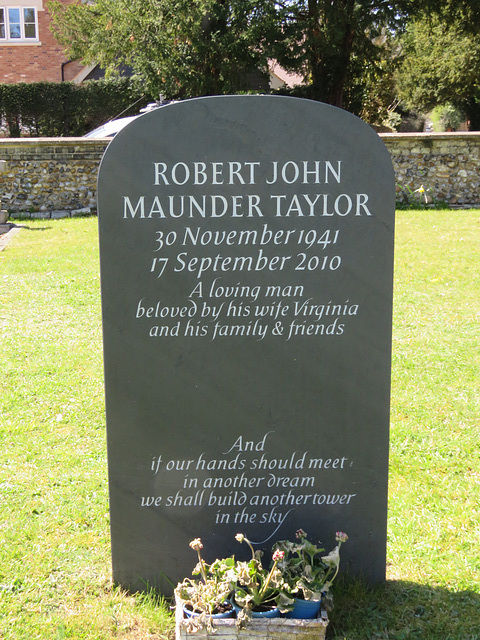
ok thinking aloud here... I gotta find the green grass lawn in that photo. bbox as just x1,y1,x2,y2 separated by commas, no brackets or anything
1,212,479,639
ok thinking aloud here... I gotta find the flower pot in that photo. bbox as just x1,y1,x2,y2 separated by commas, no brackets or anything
250,606,280,618
232,600,280,618
183,602,234,619
285,597,321,619
252,607,280,618
0,210,9,224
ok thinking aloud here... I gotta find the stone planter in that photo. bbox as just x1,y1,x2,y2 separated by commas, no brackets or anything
175,600,329,640
0,210,9,224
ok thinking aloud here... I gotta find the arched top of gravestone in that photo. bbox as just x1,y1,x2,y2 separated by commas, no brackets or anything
98,95,395,221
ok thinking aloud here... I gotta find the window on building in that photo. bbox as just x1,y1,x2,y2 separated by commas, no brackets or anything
0,7,38,42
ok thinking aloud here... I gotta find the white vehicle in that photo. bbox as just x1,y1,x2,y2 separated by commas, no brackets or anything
84,100,172,138
83,115,139,139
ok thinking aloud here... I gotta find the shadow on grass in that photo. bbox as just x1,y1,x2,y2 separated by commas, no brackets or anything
327,579,480,640
13,224,52,231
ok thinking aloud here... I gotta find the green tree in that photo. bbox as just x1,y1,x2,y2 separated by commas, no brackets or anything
271,0,408,109
344,35,401,129
49,0,480,119
272,0,480,110
396,15,480,129
48,0,278,99
49,0,411,112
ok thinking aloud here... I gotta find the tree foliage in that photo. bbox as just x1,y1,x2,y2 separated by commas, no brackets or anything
395,13,480,129
396,16,480,111
48,0,480,126
272,0,409,108
48,0,278,99
50,0,410,111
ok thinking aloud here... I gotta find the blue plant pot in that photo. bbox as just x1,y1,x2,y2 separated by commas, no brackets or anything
232,600,280,618
183,603,234,619
251,606,280,619
285,597,321,619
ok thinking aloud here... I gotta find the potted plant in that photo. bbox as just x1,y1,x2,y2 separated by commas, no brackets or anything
273,529,348,619
174,538,235,632
231,533,294,626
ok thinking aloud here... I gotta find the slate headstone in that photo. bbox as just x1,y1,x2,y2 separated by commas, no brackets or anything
97,95,395,593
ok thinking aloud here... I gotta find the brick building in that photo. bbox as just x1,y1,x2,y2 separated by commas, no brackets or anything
0,0,84,83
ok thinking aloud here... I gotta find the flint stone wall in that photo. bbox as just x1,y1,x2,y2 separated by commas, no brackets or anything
382,132,480,206
0,138,108,218
1,132,480,217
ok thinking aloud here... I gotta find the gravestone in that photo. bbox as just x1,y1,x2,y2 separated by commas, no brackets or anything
97,95,395,594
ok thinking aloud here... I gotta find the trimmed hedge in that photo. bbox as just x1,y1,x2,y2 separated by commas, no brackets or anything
0,78,154,137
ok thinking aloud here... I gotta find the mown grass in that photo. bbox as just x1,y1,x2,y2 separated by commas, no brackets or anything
330,211,480,640
1,212,479,639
